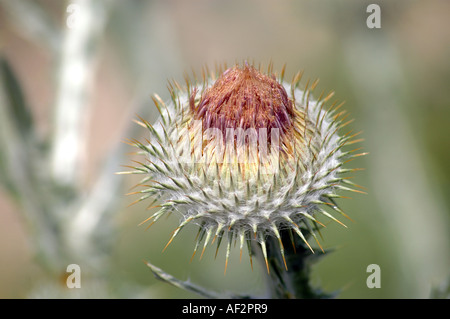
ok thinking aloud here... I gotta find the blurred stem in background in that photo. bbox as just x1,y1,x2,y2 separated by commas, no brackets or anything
50,0,109,188
0,0,121,296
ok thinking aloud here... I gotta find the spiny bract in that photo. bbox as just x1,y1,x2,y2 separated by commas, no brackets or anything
121,62,366,274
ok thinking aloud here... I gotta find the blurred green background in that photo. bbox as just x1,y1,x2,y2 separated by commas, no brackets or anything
0,0,449,298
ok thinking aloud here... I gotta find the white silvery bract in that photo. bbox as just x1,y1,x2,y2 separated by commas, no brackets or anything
122,63,366,273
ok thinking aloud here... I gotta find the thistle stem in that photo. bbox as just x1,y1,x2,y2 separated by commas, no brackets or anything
256,230,331,299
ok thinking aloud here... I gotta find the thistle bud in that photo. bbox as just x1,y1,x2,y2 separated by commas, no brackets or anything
123,62,366,274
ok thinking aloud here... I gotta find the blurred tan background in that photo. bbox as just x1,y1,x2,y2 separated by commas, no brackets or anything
0,0,449,298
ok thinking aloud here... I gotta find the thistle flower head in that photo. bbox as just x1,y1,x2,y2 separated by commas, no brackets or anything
123,62,366,273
